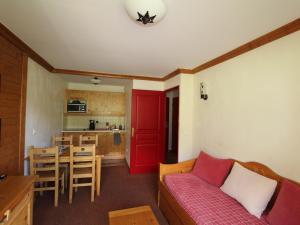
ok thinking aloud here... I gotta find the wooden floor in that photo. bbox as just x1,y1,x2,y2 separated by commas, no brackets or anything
33,161,169,225
109,205,160,225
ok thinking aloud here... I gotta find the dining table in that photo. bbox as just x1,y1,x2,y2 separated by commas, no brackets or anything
25,148,103,196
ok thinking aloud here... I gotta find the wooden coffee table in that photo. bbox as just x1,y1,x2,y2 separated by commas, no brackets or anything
109,205,159,225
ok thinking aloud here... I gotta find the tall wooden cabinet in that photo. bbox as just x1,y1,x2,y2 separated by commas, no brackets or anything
0,35,27,175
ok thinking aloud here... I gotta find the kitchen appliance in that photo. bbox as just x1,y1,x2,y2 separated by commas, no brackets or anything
67,100,87,113
89,120,96,130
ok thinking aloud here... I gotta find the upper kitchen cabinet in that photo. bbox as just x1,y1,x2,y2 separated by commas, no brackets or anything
64,89,125,116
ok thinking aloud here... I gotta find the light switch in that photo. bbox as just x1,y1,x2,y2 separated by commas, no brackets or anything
32,129,37,136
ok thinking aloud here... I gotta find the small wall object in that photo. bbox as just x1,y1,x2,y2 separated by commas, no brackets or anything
200,82,208,100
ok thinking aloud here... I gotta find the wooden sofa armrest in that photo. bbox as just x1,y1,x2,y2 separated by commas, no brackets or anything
159,159,196,182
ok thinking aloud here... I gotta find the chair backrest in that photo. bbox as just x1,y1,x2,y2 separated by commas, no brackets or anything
79,135,98,146
70,144,96,168
52,135,73,149
29,146,59,177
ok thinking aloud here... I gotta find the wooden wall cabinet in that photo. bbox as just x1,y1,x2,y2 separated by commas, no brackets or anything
0,36,27,175
64,90,125,116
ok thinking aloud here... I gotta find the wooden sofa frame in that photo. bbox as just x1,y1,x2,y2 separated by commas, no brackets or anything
158,159,299,225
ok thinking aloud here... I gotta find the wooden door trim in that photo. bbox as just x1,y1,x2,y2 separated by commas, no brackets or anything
191,18,300,74
52,69,162,81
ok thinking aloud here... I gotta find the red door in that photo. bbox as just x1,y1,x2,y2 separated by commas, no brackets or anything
130,90,165,174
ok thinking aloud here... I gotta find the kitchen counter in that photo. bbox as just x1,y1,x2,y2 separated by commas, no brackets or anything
62,129,127,133
61,129,126,160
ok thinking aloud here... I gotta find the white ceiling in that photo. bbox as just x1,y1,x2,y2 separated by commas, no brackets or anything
0,0,299,78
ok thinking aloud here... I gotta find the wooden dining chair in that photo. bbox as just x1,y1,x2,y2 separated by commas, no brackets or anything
79,134,98,146
29,146,65,207
69,145,96,204
52,135,73,150
52,134,73,187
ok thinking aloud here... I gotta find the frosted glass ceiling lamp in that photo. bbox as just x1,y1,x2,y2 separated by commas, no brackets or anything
125,0,167,25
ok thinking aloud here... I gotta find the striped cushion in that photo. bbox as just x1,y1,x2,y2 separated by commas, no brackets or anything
164,173,269,225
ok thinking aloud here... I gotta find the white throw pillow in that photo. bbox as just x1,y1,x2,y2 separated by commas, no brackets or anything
220,162,277,218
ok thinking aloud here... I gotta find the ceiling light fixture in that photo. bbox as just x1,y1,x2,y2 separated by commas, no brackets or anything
125,0,167,25
91,77,101,85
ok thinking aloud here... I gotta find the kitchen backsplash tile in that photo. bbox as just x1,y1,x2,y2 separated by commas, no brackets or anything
64,116,125,130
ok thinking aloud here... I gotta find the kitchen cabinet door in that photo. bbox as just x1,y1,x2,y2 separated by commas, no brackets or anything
97,133,108,155
64,90,125,116
106,93,125,116
88,92,107,115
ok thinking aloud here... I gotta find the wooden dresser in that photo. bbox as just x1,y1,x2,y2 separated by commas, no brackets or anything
0,176,35,225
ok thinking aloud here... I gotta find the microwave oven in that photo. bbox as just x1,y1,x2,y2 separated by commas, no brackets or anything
67,102,87,113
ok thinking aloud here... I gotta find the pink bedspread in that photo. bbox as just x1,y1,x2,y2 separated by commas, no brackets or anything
164,173,269,225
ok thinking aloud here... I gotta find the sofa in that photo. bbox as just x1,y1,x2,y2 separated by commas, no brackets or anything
158,153,300,225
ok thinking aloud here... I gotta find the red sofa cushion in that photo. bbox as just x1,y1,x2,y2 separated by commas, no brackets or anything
266,180,300,225
192,151,233,187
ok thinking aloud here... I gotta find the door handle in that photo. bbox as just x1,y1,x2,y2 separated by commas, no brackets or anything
131,127,135,137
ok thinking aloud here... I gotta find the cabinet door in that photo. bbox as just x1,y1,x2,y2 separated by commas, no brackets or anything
106,93,125,116
106,133,126,155
88,92,107,115
97,133,107,155
9,205,29,225
3,191,33,225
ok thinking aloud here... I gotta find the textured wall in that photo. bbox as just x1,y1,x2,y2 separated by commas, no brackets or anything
192,31,300,182
133,80,164,91
24,59,65,174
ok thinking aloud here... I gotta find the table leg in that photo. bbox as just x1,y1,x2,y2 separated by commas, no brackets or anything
96,157,101,196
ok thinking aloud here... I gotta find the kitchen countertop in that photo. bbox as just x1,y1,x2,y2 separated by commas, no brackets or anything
62,129,127,133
